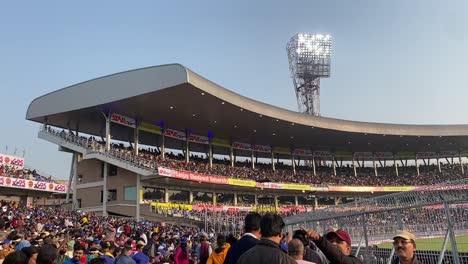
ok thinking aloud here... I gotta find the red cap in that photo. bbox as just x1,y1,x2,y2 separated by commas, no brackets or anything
326,229,351,245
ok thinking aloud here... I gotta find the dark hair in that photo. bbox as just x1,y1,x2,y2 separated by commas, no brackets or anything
3,251,28,264
74,243,86,252
260,213,285,238
21,246,40,259
244,212,261,233
216,235,226,246
37,244,58,264
292,229,308,246
89,258,107,264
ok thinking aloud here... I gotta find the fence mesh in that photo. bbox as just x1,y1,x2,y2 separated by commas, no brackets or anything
285,178,468,264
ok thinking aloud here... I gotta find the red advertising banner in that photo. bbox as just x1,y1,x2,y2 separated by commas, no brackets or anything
0,154,25,170
188,134,209,145
0,176,67,193
232,142,251,151
157,167,229,185
110,113,136,128
252,145,272,153
293,149,313,156
164,129,186,140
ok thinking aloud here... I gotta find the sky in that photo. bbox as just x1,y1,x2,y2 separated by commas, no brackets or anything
1,0,467,179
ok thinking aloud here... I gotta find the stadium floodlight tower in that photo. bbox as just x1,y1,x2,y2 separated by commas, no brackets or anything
287,33,332,116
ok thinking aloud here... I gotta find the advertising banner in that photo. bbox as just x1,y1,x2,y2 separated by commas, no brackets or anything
417,152,438,158
374,152,394,158
110,113,136,128
0,154,24,170
353,152,373,158
439,151,458,157
227,178,256,187
252,145,272,153
157,167,228,185
282,183,311,191
313,151,332,157
0,176,67,193
293,149,312,156
164,129,186,140
138,122,162,134
232,142,251,151
188,134,209,145
273,147,291,155
150,202,193,210
211,138,230,148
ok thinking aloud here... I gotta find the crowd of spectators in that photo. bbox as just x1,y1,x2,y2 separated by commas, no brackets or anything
48,127,467,187
0,165,57,183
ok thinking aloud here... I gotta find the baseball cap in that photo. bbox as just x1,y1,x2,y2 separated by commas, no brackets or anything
181,237,188,243
325,229,351,246
393,230,416,241
1,239,10,244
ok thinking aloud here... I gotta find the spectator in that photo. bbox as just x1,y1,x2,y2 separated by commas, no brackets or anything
392,231,421,264
206,235,230,264
114,246,136,264
292,230,324,264
3,250,28,264
63,244,85,264
174,237,189,264
288,239,316,264
237,213,296,264
224,212,261,264
0,239,14,260
302,228,362,264
36,244,57,264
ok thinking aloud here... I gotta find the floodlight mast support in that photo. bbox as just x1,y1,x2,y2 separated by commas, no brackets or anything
287,33,332,116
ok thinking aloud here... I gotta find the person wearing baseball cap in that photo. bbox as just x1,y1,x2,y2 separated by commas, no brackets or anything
392,230,421,264
0,239,14,260
301,227,362,264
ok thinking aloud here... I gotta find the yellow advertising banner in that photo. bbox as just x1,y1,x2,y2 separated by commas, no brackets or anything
211,138,230,148
150,202,193,210
139,122,162,134
382,186,415,192
334,151,353,158
282,183,311,191
273,147,291,155
227,178,257,187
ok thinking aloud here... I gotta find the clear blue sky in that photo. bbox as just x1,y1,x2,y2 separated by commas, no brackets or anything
1,0,467,179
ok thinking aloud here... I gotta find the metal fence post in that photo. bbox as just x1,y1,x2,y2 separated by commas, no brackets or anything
443,202,460,264
361,215,370,264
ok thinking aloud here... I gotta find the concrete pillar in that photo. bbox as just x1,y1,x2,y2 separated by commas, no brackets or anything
72,154,79,209
437,157,441,173
185,131,190,164
161,129,166,160
271,151,275,171
394,158,399,177
164,188,169,203
209,143,213,169
292,153,296,175
230,146,234,167
189,191,193,204
213,193,217,205
332,156,336,176
254,194,258,205
234,193,238,206
312,156,316,176
294,196,298,206
373,157,377,176
251,150,255,169
134,127,139,156
352,156,357,177
274,195,279,209
416,156,420,176
105,116,111,152
66,153,77,204
459,153,464,175
136,174,141,221
102,162,108,217
314,197,318,208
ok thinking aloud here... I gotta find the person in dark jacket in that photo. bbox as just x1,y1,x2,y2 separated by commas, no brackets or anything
293,229,325,264
236,213,296,264
392,230,422,264
302,228,362,264
223,212,261,264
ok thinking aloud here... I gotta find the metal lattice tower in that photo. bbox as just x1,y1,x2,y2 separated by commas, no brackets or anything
287,33,332,116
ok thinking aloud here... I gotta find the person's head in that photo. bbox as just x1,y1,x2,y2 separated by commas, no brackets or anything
89,247,101,258
393,230,416,261
2,239,10,249
292,230,309,246
244,212,261,236
151,232,159,242
259,213,285,243
287,239,305,260
21,246,40,264
136,244,144,252
216,235,226,248
36,244,57,264
3,250,28,264
73,244,85,261
114,247,122,257
325,229,352,256
122,246,133,256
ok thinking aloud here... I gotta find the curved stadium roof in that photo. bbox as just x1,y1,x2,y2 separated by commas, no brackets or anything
26,64,468,157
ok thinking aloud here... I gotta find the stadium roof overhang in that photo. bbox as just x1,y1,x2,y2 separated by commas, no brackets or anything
26,64,468,158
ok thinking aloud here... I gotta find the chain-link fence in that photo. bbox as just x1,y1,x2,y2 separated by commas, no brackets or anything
284,178,468,264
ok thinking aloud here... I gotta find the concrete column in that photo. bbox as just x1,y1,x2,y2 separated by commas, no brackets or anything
161,129,166,160
459,153,464,175
66,153,77,204
209,143,213,169
373,157,377,176
271,151,275,171
394,158,399,177
332,156,336,176
415,156,420,176
294,196,298,206
213,193,217,205
134,127,139,156
105,116,111,152
292,153,296,175
72,155,79,209
234,193,238,206
189,191,193,204
102,162,108,217
185,131,190,164
230,146,234,167
312,155,316,176
352,156,357,177
164,188,169,203
251,150,255,169
314,197,318,208
254,194,258,205
437,157,441,173
136,174,141,221
274,195,279,209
